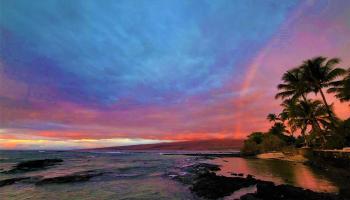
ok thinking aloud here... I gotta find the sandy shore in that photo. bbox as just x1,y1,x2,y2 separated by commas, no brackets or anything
256,152,308,163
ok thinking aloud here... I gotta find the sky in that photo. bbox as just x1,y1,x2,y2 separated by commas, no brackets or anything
0,0,349,150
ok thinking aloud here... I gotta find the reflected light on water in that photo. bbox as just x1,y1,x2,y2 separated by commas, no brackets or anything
212,157,338,193
294,164,337,193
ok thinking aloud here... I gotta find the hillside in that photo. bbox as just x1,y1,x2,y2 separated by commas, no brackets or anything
90,139,243,151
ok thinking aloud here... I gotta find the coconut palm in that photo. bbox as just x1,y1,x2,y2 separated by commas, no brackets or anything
269,122,289,135
283,99,329,146
278,112,289,122
301,57,346,121
327,68,350,103
275,67,310,101
267,113,278,122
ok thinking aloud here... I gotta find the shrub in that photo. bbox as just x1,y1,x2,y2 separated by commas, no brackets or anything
241,132,287,155
324,118,350,149
241,140,261,156
261,134,286,152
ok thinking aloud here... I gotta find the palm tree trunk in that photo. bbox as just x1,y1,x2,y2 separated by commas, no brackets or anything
312,119,321,131
303,93,323,130
312,119,326,147
301,94,307,101
301,125,308,147
319,88,336,124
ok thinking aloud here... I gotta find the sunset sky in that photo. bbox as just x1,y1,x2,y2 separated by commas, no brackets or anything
0,0,349,149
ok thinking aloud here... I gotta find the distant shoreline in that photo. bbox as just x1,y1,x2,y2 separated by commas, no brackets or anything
83,139,244,152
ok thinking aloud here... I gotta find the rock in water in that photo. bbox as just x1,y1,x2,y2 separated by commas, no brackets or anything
36,170,105,185
240,194,262,200
190,172,257,199
250,181,345,200
183,163,221,174
4,159,63,173
0,177,30,187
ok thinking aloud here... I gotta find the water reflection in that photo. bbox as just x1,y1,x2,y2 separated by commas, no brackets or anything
212,157,338,193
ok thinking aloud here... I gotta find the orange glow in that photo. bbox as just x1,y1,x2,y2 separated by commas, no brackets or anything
1,142,19,149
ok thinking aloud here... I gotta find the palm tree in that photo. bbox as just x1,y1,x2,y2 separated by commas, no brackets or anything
279,112,289,122
301,57,346,121
268,112,294,136
269,122,289,135
283,99,329,146
267,113,289,122
328,68,350,103
275,67,310,101
267,113,278,122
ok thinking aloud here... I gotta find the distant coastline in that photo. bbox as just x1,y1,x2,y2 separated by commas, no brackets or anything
84,139,244,152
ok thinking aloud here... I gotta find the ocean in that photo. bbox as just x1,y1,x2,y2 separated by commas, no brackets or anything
0,150,346,200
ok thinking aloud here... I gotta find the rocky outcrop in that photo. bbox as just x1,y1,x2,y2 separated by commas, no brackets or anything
0,177,30,187
240,181,344,200
3,159,63,173
168,162,257,199
190,172,257,199
166,162,221,184
183,163,221,173
169,162,345,200
35,170,105,185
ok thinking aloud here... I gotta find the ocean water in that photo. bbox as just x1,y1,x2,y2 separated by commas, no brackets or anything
0,151,197,200
0,151,346,200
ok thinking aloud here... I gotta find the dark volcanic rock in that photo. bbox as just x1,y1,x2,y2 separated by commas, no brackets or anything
171,161,346,200
170,163,221,184
4,159,63,173
36,170,104,185
240,194,262,200
248,181,344,200
246,174,254,179
339,188,350,199
190,172,257,199
171,162,258,199
0,177,30,187
184,163,221,173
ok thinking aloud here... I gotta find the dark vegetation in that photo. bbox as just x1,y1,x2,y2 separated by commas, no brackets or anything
242,57,350,155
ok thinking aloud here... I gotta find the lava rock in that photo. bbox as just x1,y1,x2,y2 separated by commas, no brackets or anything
246,174,254,179
173,161,345,200
0,177,30,187
253,181,344,200
4,159,63,173
172,163,221,184
185,163,221,173
240,194,262,200
190,172,257,199
35,170,104,185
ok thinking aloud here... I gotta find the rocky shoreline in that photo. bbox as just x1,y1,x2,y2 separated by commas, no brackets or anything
0,158,105,187
168,162,349,200
1,157,349,200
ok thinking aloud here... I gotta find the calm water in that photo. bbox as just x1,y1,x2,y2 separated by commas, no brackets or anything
0,151,346,200
211,157,346,193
